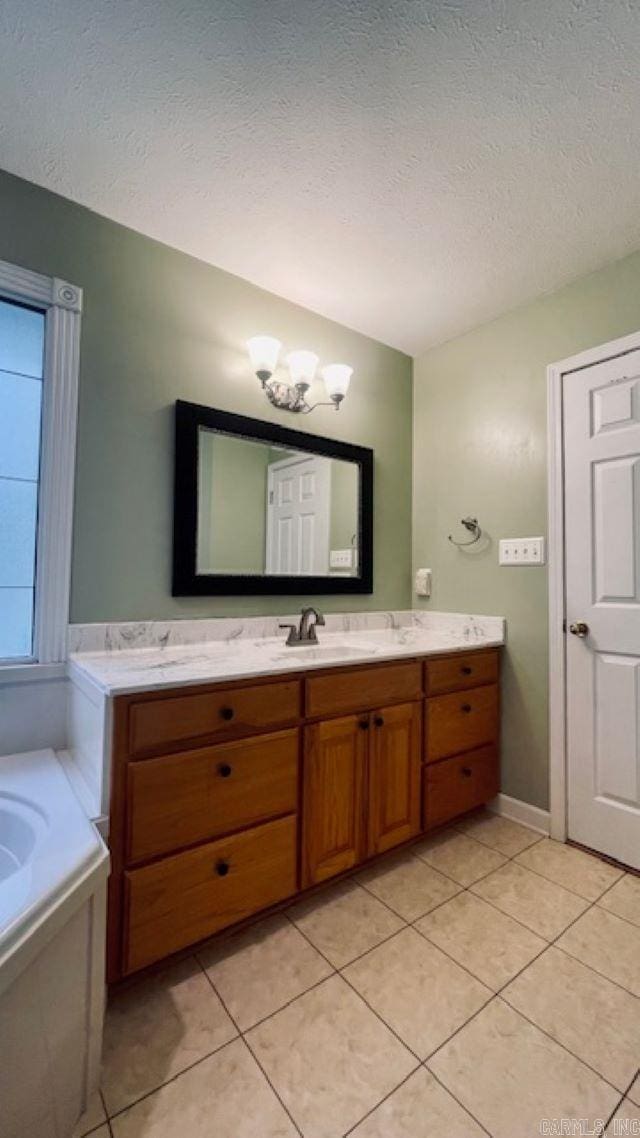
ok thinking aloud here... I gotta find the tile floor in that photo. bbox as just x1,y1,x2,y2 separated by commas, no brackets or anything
74,811,640,1138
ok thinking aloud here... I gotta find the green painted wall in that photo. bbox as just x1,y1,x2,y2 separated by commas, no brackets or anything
330,460,359,570
197,432,270,574
0,170,412,620
413,247,640,810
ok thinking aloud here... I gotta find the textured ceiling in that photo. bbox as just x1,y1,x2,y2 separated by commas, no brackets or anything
1,0,640,354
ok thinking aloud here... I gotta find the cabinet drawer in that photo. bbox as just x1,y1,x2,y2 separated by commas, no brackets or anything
123,814,297,974
426,683,498,762
424,746,499,829
305,662,422,719
425,650,499,696
126,729,299,863
126,679,301,757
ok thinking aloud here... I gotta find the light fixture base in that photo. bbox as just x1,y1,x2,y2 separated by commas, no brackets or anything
264,380,310,414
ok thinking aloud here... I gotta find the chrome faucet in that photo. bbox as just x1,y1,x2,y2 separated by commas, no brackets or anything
279,607,326,647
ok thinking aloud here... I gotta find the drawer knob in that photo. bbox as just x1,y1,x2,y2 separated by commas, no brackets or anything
215,859,230,877
359,719,370,730
461,703,472,713
218,763,232,778
461,665,473,675
374,715,384,727
461,767,473,778
220,706,235,721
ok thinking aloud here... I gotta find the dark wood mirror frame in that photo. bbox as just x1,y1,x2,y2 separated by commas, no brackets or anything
172,400,374,596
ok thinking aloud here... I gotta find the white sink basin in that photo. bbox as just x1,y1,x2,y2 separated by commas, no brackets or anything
275,644,374,662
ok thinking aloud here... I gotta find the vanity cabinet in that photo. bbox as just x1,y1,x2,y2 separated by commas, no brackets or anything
301,699,422,887
107,648,500,982
301,713,368,887
423,650,500,828
368,701,422,856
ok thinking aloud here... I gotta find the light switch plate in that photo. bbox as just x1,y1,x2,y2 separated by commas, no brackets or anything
499,537,546,565
330,548,353,569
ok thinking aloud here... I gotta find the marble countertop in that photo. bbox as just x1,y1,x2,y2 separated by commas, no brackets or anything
68,616,505,696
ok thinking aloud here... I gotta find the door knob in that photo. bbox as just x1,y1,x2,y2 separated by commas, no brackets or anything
569,621,589,638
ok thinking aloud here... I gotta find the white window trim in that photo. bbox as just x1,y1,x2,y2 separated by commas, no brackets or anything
0,257,82,672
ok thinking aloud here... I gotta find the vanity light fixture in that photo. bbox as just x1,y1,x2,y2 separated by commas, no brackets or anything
246,335,352,414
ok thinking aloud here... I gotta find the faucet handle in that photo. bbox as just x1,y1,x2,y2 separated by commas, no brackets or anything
279,622,299,646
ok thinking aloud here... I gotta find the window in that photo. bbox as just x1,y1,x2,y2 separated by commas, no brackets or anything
0,299,46,660
0,260,82,669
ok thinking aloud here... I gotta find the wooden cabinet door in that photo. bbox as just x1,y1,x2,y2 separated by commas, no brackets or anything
302,714,368,887
368,701,422,857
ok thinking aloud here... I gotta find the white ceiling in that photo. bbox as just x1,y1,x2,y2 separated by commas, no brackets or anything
1,1,640,355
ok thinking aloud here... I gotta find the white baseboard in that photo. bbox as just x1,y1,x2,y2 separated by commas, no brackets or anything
489,793,550,836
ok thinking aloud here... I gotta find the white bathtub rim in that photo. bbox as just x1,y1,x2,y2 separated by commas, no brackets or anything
0,749,109,997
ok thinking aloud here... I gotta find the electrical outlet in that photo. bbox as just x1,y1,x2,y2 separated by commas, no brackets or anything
499,537,546,566
330,548,353,569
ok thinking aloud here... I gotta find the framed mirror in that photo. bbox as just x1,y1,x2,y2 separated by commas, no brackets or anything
173,401,373,595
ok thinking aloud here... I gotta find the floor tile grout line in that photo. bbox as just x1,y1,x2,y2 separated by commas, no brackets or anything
194,936,338,1034
235,971,337,1035
419,879,638,1084
338,1062,423,1137
594,870,634,905
552,940,640,1001
339,967,428,1063
593,900,640,933
239,1034,304,1137
356,874,461,929
405,905,546,996
473,856,597,907
339,875,416,925
493,992,626,1097
601,1062,640,1135
452,820,546,858
409,849,509,891
422,1063,493,1137
509,854,625,903
103,1034,241,1123
287,913,425,1064
285,905,409,971
195,954,304,1137
423,991,502,1067
290,886,566,1096
603,1092,628,1132
465,874,591,943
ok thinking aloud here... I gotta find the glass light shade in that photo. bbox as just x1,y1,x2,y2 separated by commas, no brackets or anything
322,363,353,401
247,335,281,378
287,350,319,386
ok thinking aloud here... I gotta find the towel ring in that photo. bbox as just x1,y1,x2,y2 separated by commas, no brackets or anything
448,517,482,548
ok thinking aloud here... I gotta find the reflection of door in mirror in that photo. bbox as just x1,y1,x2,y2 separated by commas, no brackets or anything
195,425,360,579
266,456,331,575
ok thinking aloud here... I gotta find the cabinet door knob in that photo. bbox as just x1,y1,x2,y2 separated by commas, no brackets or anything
359,719,369,730
461,703,472,713
215,859,230,877
461,665,472,675
374,715,384,727
461,767,472,778
218,763,232,778
220,706,235,721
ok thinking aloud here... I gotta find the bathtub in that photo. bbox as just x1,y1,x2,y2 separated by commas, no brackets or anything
0,749,109,1138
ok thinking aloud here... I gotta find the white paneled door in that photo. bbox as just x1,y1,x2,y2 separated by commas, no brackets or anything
564,350,640,869
266,455,331,575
